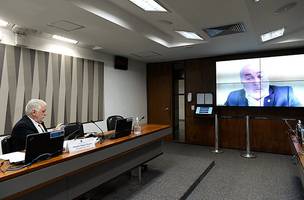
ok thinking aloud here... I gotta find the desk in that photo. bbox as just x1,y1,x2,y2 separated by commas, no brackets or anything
0,124,171,199
288,134,304,186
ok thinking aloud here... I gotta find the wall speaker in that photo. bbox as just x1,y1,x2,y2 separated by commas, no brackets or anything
114,56,128,70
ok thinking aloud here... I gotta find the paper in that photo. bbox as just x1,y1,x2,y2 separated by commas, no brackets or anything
197,93,205,104
0,152,25,163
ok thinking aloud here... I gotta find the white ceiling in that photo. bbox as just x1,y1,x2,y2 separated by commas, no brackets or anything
0,0,304,62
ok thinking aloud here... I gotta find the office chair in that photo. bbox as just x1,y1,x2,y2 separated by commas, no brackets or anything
107,115,124,131
1,135,13,154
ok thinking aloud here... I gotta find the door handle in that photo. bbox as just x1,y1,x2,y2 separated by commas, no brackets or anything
164,107,169,111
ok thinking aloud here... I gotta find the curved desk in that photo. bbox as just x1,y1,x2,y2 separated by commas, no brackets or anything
0,124,171,199
288,134,304,187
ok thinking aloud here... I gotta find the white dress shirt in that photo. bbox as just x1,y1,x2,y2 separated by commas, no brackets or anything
28,116,46,133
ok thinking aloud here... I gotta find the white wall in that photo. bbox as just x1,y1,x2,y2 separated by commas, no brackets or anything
0,28,147,133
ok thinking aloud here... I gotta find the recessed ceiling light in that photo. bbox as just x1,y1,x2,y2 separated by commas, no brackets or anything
176,31,204,40
128,0,168,12
52,35,78,44
0,19,9,27
261,28,285,42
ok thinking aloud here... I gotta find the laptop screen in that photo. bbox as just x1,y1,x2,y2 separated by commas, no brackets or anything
24,130,64,164
113,118,133,139
64,122,84,140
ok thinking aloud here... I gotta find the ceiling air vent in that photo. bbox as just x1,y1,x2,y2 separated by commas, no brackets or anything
203,23,246,38
47,20,85,32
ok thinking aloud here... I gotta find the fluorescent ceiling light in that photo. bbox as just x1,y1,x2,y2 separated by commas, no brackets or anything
0,19,8,27
92,46,103,50
176,31,204,40
261,28,285,42
129,0,167,12
52,35,78,44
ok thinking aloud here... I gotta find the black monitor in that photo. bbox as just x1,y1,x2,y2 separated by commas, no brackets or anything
111,118,133,139
24,130,64,164
64,122,84,140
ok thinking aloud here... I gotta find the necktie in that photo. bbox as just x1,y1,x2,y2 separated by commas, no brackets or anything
38,124,45,133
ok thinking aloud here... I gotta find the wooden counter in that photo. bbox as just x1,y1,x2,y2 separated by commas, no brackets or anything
288,134,304,186
0,124,171,199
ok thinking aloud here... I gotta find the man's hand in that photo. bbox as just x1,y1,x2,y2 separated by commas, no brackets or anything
55,123,64,130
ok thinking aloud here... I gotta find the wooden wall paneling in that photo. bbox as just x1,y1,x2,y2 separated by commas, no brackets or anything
184,59,215,146
251,119,291,154
219,118,246,150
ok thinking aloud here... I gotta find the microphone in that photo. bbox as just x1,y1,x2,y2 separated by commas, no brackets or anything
139,116,145,122
90,120,105,141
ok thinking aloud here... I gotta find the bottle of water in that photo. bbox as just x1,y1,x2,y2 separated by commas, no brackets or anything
134,117,141,135
297,120,302,143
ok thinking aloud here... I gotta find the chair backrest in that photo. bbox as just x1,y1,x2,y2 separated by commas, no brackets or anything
107,115,124,131
1,135,13,154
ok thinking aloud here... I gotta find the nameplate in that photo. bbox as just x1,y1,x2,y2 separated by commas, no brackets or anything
66,138,96,153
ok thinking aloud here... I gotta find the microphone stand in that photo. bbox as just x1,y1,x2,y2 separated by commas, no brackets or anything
91,120,105,142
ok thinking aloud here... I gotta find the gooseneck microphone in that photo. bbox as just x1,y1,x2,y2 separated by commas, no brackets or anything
90,120,105,141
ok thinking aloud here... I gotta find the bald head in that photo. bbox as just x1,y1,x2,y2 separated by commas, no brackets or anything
240,64,269,100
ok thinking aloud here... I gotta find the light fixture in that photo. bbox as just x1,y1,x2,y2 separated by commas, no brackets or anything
52,35,78,44
92,46,103,50
128,0,168,12
261,28,285,42
0,19,8,27
176,31,204,40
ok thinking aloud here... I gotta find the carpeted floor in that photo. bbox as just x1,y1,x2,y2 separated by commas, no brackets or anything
77,152,214,200
77,142,304,200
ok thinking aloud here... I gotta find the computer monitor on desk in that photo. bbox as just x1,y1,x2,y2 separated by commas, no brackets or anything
24,130,64,164
111,118,133,139
64,122,84,140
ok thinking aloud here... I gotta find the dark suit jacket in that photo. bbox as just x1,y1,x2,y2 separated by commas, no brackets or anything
224,85,301,107
11,115,47,151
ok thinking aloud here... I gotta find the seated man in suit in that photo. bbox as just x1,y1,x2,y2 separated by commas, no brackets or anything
11,99,54,151
225,64,301,107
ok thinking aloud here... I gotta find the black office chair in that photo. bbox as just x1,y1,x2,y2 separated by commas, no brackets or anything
107,115,124,131
1,135,13,154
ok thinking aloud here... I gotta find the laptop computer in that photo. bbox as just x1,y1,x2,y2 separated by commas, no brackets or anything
64,122,84,140
111,118,133,139
24,130,64,164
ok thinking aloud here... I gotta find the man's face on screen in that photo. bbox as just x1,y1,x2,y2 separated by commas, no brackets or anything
240,65,269,100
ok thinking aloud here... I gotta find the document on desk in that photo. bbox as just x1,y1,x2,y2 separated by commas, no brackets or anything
0,152,25,163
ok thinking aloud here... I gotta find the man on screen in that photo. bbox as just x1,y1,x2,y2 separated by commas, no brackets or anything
224,64,301,107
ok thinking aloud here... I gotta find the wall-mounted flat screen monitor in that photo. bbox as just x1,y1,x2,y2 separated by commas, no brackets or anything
216,54,304,107
195,106,213,115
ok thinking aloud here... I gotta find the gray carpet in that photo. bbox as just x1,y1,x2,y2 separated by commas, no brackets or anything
164,143,304,200
77,151,214,200
78,142,304,200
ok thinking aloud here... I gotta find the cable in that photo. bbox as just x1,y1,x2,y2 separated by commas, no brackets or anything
7,150,62,171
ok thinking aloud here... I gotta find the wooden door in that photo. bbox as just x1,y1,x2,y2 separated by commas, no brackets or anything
147,63,173,129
